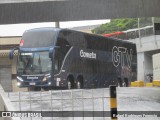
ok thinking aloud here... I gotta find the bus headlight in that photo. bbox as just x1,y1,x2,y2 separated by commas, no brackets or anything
17,76,23,82
48,82,51,85
17,82,21,86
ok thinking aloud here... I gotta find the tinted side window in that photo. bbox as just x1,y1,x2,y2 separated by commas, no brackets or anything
54,38,70,71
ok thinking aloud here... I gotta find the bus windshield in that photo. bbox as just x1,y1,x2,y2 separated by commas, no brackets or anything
17,51,52,75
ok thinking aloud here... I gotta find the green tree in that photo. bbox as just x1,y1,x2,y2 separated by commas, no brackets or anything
92,17,160,35
92,18,138,34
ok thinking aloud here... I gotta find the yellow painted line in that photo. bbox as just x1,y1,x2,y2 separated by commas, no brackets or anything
110,98,117,108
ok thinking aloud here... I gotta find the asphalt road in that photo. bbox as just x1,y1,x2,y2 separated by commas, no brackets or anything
8,87,160,120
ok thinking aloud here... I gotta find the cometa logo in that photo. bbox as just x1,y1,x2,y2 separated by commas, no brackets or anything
80,50,96,59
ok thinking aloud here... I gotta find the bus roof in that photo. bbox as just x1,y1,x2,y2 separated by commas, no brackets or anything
21,27,136,51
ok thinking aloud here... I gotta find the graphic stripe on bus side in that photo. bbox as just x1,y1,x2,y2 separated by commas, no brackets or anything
54,47,73,77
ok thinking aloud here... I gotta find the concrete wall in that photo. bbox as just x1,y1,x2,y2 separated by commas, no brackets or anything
129,33,160,82
0,56,11,65
0,36,27,92
129,35,160,53
0,37,20,45
153,53,160,80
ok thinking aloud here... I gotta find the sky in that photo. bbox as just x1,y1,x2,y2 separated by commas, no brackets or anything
0,20,110,36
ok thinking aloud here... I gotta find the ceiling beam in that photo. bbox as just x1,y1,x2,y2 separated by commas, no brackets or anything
0,0,160,24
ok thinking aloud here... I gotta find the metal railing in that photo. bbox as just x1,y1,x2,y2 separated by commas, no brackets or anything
7,88,113,120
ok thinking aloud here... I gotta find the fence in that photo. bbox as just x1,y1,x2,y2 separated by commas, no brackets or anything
6,86,117,120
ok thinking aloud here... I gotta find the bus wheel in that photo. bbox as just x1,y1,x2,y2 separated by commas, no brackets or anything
123,78,128,87
77,76,83,89
67,76,74,89
123,82,126,87
67,81,72,89
77,81,81,89
117,78,122,87
117,82,121,87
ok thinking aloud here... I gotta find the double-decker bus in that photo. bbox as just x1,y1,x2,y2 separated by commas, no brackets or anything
9,28,137,90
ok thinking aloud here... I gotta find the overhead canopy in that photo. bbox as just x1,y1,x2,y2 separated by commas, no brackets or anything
0,0,160,24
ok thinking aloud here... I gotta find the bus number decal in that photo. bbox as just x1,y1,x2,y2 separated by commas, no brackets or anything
112,46,133,68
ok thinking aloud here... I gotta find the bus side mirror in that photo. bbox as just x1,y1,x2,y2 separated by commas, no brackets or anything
49,48,54,59
9,48,16,60
9,48,19,60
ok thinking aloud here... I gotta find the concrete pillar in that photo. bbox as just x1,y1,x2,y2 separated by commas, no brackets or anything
137,52,145,81
137,52,153,82
55,22,60,28
144,53,153,82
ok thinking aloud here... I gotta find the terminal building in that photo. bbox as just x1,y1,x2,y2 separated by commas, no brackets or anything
0,36,20,92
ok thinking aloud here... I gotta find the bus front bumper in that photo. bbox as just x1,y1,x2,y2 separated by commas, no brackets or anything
17,81,52,88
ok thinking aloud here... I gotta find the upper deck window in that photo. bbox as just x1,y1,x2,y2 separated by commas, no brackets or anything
22,28,58,48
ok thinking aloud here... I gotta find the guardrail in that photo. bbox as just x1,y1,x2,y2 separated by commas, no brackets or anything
5,86,118,120
0,85,20,120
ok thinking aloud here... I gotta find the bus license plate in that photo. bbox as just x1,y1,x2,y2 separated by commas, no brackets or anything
30,82,35,85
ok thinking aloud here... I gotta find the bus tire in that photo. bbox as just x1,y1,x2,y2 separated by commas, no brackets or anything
123,78,128,87
77,81,81,89
117,78,122,87
117,82,121,87
67,76,74,89
76,76,83,89
67,81,72,89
